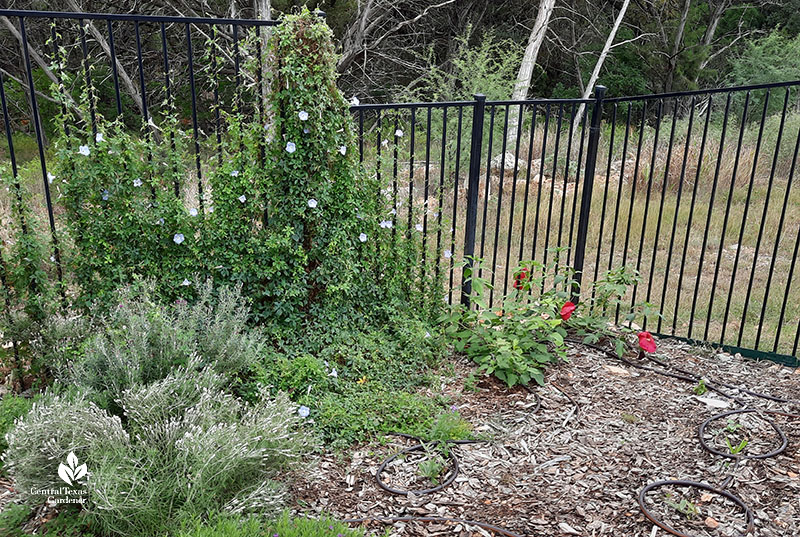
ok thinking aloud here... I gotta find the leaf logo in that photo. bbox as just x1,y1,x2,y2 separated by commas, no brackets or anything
57,452,87,486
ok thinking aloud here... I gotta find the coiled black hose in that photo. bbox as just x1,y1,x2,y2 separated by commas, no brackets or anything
566,338,798,537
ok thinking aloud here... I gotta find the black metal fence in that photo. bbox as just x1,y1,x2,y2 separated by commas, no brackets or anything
1,10,798,363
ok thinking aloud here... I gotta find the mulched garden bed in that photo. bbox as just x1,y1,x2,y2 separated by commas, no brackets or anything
294,341,800,537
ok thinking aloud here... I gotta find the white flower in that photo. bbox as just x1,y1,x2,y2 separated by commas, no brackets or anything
78,145,90,156
339,146,347,156
189,208,198,216
181,279,191,286
238,195,247,203
380,220,393,229
328,368,338,378
444,249,452,258
50,256,56,262
307,199,318,209
47,172,55,184
230,170,240,177
173,233,185,245
286,142,296,153
297,406,310,418
350,96,360,106
415,223,423,232
95,132,104,143
381,139,389,147
298,110,309,121
395,129,404,138
133,178,143,187
359,233,367,243
425,331,431,338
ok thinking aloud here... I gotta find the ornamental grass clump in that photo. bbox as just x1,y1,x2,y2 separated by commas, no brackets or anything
3,362,313,537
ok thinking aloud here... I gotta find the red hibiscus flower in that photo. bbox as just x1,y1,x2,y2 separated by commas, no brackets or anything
560,301,576,321
513,268,529,290
638,331,657,353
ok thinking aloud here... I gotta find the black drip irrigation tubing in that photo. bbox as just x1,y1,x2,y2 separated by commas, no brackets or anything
566,338,800,537
351,388,543,536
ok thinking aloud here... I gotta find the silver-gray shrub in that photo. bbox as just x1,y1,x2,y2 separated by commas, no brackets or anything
69,280,264,406
4,362,313,537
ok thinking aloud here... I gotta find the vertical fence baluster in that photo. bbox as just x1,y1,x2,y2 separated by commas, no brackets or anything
185,22,204,212
543,103,563,280
79,18,97,137
421,107,432,283
435,107,448,285
572,86,606,301
448,107,463,304
721,91,771,344
557,103,576,277
631,99,663,310
106,20,123,116
592,103,617,290
478,106,496,278
567,109,588,270
689,94,731,339
488,106,509,307
518,104,537,263
760,124,800,350
738,88,790,346
644,99,679,329
19,16,66,303
532,103,551,263
461,94,486,306
773,225,800,353
503,103,525,296
658,96,696,333
673,95,712,335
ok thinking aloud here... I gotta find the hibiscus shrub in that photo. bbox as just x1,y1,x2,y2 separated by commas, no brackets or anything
442,257,658,387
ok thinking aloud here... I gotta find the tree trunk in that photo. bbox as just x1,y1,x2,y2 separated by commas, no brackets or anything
511,0,555,101
506,0,555,147
664,0,691,95
571,0,631,133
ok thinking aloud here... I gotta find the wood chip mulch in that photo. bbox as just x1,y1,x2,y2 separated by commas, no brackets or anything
293,341,800,537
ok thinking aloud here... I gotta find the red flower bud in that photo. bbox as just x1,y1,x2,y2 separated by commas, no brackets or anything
560,301,576,321
638,331,657,353
513,268,529,290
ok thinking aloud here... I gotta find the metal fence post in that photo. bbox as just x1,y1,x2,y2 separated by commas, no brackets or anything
572,85,606,302
461,94,486,307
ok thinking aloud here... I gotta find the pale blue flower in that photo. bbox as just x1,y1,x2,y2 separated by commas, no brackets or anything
230,170,240,177
95,132,104,143
339,146,347,156
303,127,310,134
173,233,185,245
47,172,55,184
395,129,404,137
328,368,338,378
298,110,309,121
390,208,397,215
181,279,191,286
416,223,423,232
381,139,389,147
444,249,452,258
157,218,164,225
359,233,367,243
101,189,109,201
133,178,143,187
79,145,90,156
286,142,296,153
307,199,318,209
189,208,198,217
425,331,431,338
379,220,393,229
238,195,247,203
297,406,310,418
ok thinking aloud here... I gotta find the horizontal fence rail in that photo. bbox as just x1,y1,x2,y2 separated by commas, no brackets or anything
0,10,798,364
